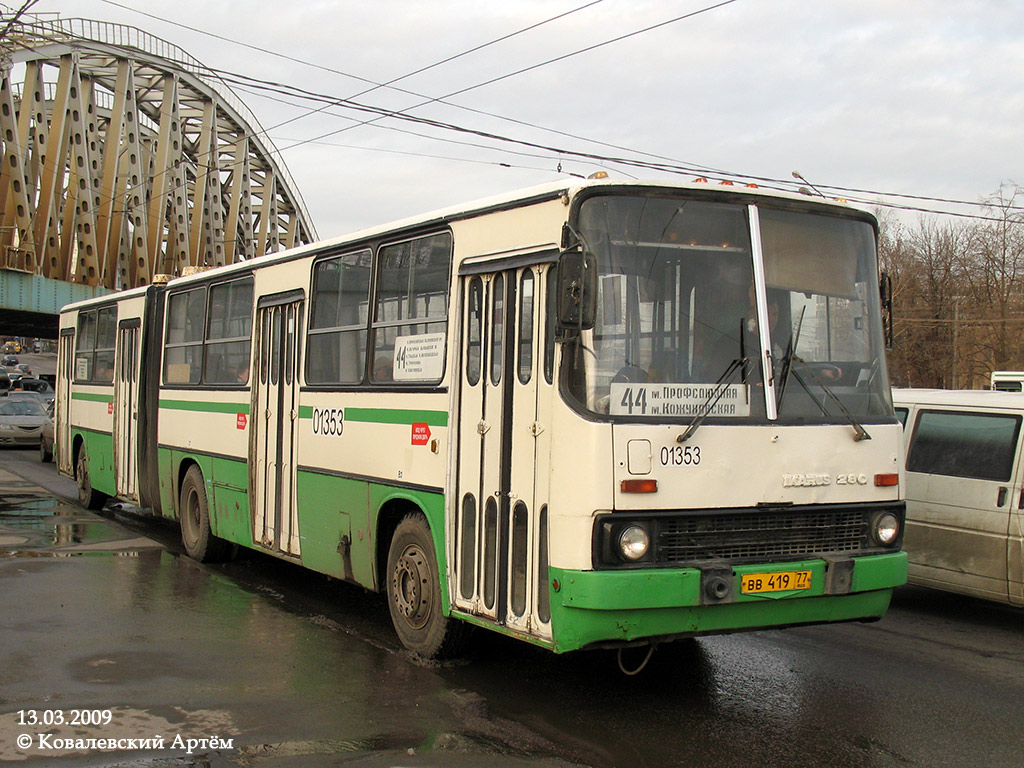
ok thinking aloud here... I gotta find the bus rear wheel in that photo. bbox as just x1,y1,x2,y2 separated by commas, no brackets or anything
179,465,230,562
76,448,108,510
386,513,469,658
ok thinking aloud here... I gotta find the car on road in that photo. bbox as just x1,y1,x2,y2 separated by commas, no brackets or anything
2,354,18,367
39,399,54,462
893,388,1024,607
6,390,49,407
16,378,54,402
17,363,32,377
0,398,50,446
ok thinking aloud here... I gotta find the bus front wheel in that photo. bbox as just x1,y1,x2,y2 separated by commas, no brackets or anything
179,465,230,562
76,448,108,510
386,513,469,658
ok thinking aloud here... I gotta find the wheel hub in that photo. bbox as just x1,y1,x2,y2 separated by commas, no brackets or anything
392,544,431,629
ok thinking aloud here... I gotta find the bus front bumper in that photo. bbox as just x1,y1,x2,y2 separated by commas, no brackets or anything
548,551,908,653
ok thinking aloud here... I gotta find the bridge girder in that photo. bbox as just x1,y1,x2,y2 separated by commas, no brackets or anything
0,17,317,290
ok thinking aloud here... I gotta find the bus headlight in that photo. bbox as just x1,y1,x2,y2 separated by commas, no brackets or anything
618,525,650,561
872,511,900,546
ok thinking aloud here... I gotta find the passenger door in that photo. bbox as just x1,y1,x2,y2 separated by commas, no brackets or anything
903,408,1020,602
113,320,141,501
56,329,75,476
251,291,304,556
453,262,553,639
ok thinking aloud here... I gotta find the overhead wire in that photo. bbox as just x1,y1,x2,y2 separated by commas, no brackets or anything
20,4,729,185
230,84,592,171
96,0,1021,220
97,0,731,179
278,0,742,155
94,1,1017,221
0,0,40,41
254,0,610,138
7,30,1016,227
9,4,1021,226
203,67,1024,222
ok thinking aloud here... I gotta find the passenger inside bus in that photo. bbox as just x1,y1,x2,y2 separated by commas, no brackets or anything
692,258,758,383
373,355,393,382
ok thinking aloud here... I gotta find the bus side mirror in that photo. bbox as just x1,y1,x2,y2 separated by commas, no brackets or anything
557,251,597,331
879,271,893,350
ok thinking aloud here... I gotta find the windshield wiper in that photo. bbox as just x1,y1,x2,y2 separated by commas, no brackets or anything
678,321,749,443
776,306,805,410
788,357,872,442
679,319,753,444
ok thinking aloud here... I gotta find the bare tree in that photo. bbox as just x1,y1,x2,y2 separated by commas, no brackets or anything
880,182,1024,389
882,214,972,387
962,182,1024,376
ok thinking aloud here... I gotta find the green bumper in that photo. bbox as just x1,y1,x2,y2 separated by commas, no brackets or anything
548,551,907,653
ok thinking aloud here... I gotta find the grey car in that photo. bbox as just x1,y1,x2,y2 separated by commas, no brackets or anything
40,400,54,462
15,379,54,405
0,398,50,446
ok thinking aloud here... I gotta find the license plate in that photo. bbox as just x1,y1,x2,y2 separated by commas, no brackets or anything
740,570,812,594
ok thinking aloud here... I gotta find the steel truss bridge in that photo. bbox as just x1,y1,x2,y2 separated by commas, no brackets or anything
0,13,316,335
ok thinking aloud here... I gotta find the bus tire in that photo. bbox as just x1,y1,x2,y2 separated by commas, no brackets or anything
76,448,108,510
179,465,230,562
386,513,469,659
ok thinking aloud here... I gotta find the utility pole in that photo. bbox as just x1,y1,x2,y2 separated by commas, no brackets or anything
952,298,959,389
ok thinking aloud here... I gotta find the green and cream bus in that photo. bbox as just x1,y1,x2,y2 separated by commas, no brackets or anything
57,179,907,657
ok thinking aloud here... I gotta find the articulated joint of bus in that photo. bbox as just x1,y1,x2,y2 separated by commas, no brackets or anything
592,501,905,604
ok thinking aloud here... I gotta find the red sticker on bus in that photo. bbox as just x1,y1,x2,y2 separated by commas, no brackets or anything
107,402,114,414
411,423,430,445
237,413,247,430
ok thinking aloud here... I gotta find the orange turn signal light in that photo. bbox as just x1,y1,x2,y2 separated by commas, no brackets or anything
621,479,659,494
874,473,899,487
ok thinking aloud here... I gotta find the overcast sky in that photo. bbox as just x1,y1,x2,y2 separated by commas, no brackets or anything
14,0,1024,239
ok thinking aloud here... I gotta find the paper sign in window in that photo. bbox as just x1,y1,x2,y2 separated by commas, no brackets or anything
393,333,445,381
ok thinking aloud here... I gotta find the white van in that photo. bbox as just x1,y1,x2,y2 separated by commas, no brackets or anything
893,388,1024,606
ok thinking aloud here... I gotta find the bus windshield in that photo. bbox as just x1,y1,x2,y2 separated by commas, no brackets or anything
564,193,893,424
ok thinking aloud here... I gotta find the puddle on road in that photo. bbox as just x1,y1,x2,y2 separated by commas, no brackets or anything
0,494,161,557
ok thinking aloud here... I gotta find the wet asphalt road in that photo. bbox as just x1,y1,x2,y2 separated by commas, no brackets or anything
1,448,1022,768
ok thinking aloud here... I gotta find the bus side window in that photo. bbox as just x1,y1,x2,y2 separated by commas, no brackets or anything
164,288,207,385
74,307,116,383
372,233,452,384
895,407,908,427
204,278,254,384
308,250,371,385
94,307,117,383
75,310,97,381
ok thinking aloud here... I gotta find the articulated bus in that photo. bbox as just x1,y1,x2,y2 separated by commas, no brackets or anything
57,179,907,658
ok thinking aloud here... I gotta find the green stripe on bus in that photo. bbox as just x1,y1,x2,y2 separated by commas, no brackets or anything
71,392,113,403
159,399,250,414
296,406,447,427
155,402,442,425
